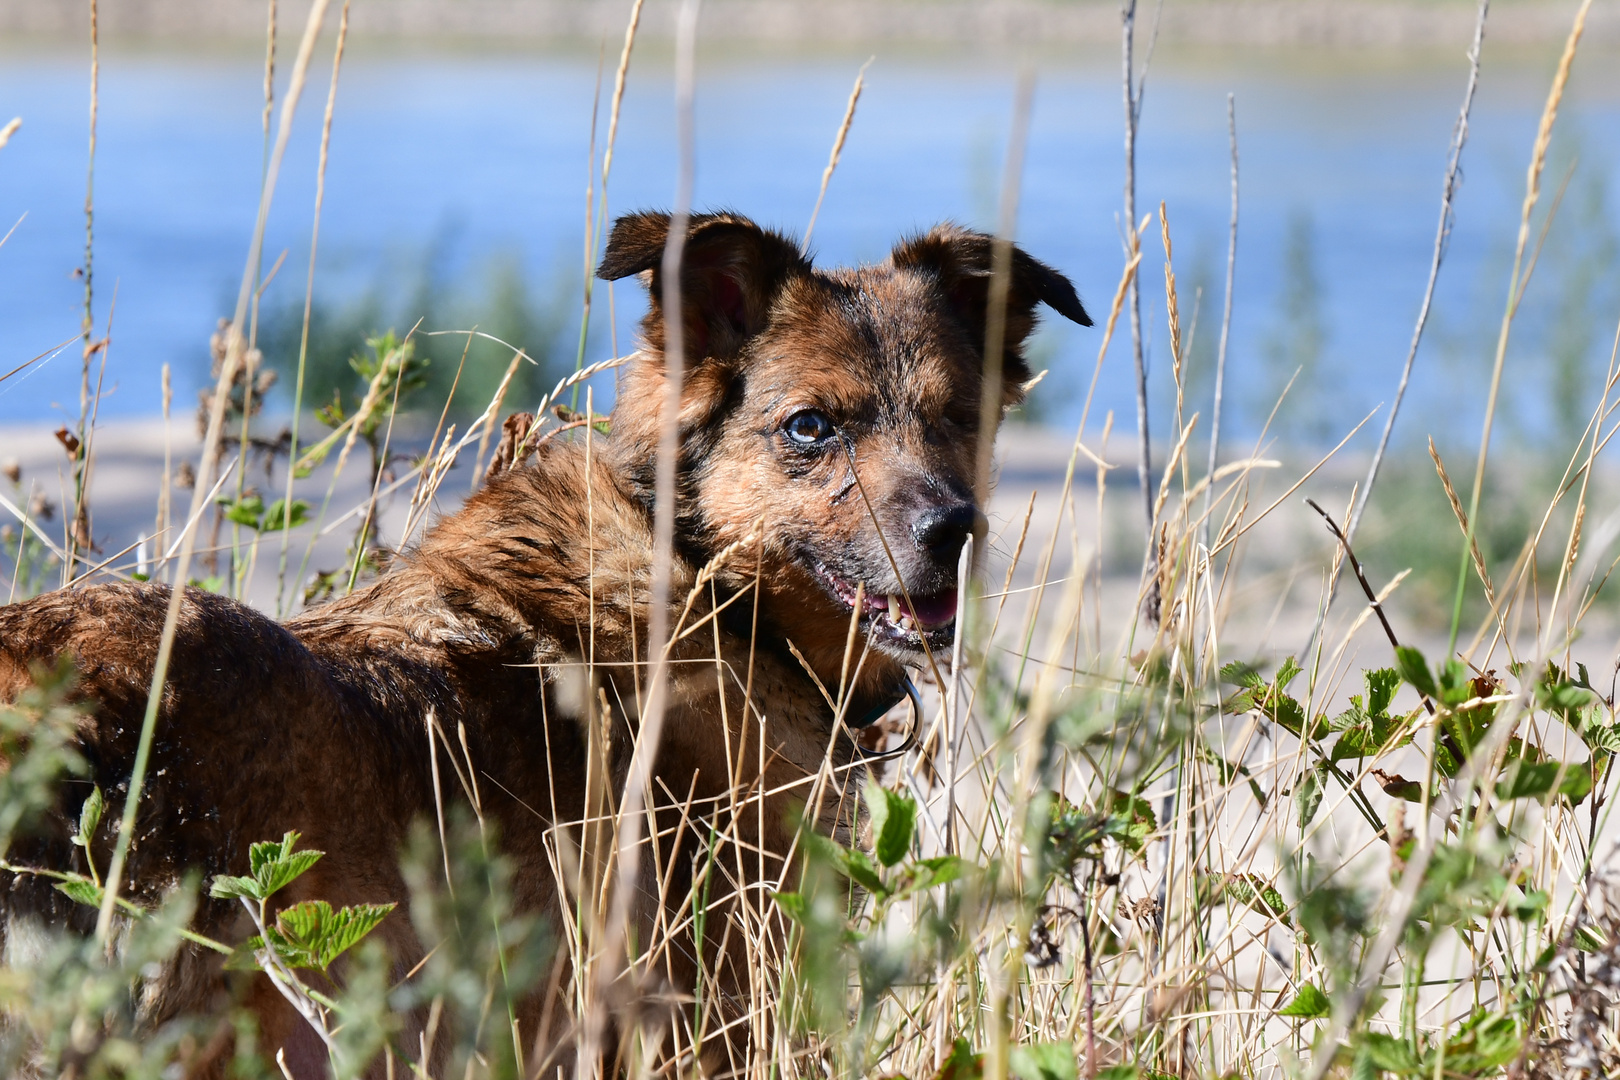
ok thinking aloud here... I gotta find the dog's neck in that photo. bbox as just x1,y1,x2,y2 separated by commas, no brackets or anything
359,442,912,739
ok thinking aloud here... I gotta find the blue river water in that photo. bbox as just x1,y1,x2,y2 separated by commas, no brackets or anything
0,39,1617,453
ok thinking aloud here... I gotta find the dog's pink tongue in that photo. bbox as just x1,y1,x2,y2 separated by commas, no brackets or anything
908,588,959,629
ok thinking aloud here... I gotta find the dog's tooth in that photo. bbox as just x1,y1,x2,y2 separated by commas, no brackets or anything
888,594,901,621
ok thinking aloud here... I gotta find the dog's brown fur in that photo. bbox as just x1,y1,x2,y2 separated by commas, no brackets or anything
0,211,1089,1076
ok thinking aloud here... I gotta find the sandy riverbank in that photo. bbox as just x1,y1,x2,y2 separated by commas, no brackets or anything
1,0,1613,51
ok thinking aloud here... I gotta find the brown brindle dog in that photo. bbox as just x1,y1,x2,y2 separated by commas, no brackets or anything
0,210,1089,1076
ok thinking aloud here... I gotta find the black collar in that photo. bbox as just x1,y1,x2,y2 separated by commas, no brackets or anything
847,673,922,762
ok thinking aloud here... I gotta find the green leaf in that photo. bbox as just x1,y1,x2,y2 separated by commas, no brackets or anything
841,848,886,896
293,429,342,478
1259,688,1324,742
1219,660,1264,689
1395,646,1437,700
216,831,325,902
1217,872,1291,928
1095,1068,1138,1080
865,781,916,868
224,937,267,972
1107,789,1157,857
1295,764,1325,830
250,832,325,898
1274,656,1303,692
1559,763,1595,803
935,1037,984,1080
1348,1044,1377,1080
912,855,970,890
1575,925,1608,952
1495,759,1593,804
1508,888,1550,921
1009,1042,1077,1080
1440,1010,1521,1073
1365,667,1399,717
1359,1031,1422,1073
772,891,808,924
209,873,263,901
249,832,296,878
274,899,396,971
73,785,103,847
54,877,103,907
1278,982,1331,1018
219,494,265,529
260,498,311,532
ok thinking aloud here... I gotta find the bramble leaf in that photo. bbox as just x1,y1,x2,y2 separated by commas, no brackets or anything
1296,764,1325,830
1107,790,1157,857
273,899,396,971
208,874,263,902
1278,982,1331,1019
1395,646,1437,700
1495,759,1592,804
1009,1041,1077,1080
214,831,324,902
1275,656,1303,692
219,494,265,529
260,498,311,532
54,877,102,907
1219,660,1264,689
934,1037,984,1080
1207,872,1291,928
73,785,103,848
865,781,916,868
1365,667,1400,718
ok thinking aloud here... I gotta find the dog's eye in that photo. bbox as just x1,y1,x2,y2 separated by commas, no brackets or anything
784,410,834,445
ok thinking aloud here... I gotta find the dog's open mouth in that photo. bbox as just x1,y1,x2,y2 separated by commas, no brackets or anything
810,562,957,647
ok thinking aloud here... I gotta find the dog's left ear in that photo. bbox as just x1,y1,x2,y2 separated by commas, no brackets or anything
598,210,808,361
891,225,1092,390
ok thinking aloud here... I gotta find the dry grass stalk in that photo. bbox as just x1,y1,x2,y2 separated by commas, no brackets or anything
92,0,335,942
1452,0,1593,652
803,57,871,252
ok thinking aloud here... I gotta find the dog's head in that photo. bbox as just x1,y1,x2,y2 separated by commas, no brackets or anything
600,210,1091,661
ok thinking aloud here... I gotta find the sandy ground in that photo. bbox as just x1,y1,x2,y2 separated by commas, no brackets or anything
3,0,1615,50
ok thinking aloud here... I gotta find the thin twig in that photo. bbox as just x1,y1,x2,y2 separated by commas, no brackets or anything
1305,499,1438,724
1304,0,1487,655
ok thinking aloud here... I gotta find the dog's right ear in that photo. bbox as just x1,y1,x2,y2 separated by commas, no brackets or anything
598,210,809,361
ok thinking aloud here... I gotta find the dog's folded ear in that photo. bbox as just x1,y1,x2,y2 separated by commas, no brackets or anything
890,225,1092,388
598,210,809,361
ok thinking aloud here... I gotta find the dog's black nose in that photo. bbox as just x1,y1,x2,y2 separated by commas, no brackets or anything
912,502,980,564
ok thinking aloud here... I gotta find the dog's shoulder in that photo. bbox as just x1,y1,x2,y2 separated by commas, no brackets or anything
297,437,680,667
